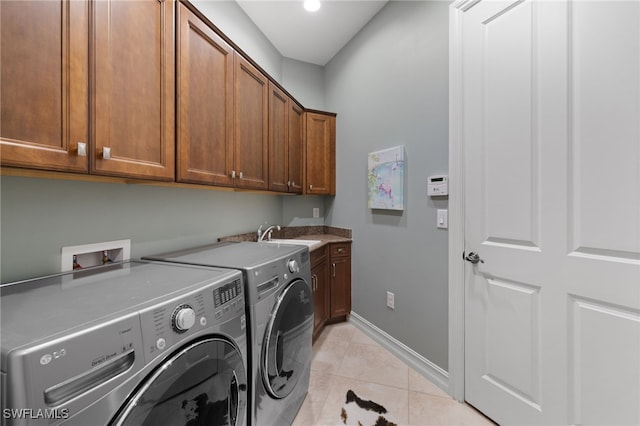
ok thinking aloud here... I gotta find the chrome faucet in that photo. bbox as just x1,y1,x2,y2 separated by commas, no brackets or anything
257,224,281,241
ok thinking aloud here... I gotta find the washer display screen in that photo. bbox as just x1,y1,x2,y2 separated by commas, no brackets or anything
213,279,242,307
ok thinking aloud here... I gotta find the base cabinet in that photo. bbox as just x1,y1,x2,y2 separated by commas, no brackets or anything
330,242,352,319
311,242,351,342
311,246,329,341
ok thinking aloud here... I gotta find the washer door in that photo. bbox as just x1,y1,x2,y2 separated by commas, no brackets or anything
263,279,313,399
112,337,246,426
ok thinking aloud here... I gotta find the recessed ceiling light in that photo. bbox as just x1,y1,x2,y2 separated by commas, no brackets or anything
304,0,321,12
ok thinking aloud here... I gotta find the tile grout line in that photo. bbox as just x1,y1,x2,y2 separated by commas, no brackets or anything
407,365,411,424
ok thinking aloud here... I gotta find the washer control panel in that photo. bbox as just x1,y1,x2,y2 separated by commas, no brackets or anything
287,259,300,273
171,304,196,333
138,274,244,362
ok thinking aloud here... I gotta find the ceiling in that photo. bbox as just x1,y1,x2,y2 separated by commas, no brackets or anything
236,0,388,66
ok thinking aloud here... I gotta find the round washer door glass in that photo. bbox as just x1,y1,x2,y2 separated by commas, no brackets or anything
263,278,313,399
112,338,247,426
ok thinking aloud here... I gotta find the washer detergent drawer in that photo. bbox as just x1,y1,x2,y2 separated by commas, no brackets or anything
4,315,143,425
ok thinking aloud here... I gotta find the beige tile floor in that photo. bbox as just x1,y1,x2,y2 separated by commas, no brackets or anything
293,322,494,426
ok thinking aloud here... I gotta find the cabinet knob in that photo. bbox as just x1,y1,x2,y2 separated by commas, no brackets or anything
77,142,87,157
239,171,243,179
103,147,111,160
337,248,344,253
231,170,236,178
287,181,291,187
332,263,336,277
309,184,313,190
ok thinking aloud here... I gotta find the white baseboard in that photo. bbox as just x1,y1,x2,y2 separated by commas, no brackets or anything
348,312,450,397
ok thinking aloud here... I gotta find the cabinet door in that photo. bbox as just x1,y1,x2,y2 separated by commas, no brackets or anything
177,4,234,186
305,112,335,195
288,103,304,194
1,0,88,173
268,82,289,192
234,54,268,190
312,260,329,337
330,255,352,318
92,0,175,180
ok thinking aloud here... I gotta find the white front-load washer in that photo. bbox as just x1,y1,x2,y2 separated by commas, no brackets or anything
1,261,248,426
144,241,313,426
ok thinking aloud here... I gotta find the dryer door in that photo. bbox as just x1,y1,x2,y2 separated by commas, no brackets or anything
263,279,314,399
112,337,247,426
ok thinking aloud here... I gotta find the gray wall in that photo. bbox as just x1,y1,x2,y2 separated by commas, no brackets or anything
324,1,450,370
0,177,281,283
282,58,325,110
282,196,326,227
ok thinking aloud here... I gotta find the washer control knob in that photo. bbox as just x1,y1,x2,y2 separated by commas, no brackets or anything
156,338,166,350
172,305,196,332
287,259,300,273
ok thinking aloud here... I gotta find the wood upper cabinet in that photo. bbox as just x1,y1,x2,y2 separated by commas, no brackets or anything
268,82,304,193
177,3,234,186
288,102,305,194
269,82,289,192
234,53,268,190
1,0,337,195
305,112,336,195
0,0,89,173
91,0,175,181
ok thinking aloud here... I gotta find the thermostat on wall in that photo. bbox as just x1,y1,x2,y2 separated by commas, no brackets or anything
427,175,448,196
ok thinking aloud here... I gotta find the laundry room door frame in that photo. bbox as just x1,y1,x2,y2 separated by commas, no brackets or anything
447,0,468,404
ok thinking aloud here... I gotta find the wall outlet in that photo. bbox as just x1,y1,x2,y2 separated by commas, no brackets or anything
312,207,320,218
386,291,395,309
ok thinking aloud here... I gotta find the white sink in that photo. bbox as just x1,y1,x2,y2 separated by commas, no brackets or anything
260,239,321,248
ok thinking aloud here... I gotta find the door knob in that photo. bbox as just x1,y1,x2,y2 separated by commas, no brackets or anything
465,252,484,264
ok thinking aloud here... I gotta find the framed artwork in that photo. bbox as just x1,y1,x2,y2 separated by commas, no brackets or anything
367,146,405,210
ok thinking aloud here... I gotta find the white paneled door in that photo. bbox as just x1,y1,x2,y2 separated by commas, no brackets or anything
459,1,640,424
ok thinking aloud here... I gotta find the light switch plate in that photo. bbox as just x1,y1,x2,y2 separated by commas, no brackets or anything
437,209,448,229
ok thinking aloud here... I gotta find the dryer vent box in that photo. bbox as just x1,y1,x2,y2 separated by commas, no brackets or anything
427,175,448,196
61,240,131,272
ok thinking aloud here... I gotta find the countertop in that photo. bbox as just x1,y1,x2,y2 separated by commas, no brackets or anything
281,233,351,251
219,225,351,252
